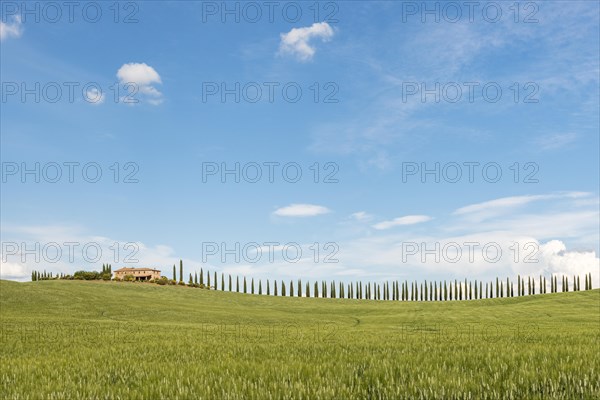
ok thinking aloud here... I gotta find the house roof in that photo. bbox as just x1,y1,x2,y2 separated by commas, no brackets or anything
113,267,161,273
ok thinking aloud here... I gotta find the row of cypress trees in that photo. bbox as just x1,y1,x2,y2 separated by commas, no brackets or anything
181,268,595,300
32,264,113,281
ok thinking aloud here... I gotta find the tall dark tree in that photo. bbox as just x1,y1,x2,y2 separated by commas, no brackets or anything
200,268,204,285
179,260,183,283
189,273,193,284
543,276,546,293
173,264,176,281
236,276,240,292
290,280,294,297
251,278,254,294
267,279,270,295
314,281,318,298
306,282,310,298
274,280,278,296
221,273,225,291
207,271,211,288
243,277,247,293
282,281,286,297
229,274,232,291
298,279,302,297
194,272,198,285
259,280,262,295
214,272,217,290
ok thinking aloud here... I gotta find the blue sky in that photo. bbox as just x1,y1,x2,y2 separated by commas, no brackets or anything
1,1,599,287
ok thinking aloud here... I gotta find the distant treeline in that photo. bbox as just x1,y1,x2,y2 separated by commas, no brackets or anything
32,264,112,281
32,260,595,300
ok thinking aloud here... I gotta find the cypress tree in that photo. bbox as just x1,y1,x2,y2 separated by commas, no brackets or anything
274,280,278,296
229,274,232,291
518,275,521,296
259,280,262,295
543,276,546,293
424,280,428,301
173,265,176,281
496,277,499,297
585,274,589,290
444,281,448,301
267,279,270,295
282,281,286,296
306,282,310,298
577,275,580,291
221,273,225,291
207,271,211,288
243,277,247,293
347,283,351,299
236,276,240,292
298,279,302,297
189,273,193,284
314,281,318,298
323,281,327,298
290,280,294,297
251,278,254,294
179,260,183,283
214,272,217,290
194,272,198,285
200,268,204,285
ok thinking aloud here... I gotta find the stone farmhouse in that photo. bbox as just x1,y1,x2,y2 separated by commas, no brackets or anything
113,267,161,281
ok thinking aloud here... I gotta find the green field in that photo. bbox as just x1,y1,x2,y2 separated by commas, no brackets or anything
1,280,598,399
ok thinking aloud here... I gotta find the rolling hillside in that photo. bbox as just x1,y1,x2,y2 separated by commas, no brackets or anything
1,280,599,399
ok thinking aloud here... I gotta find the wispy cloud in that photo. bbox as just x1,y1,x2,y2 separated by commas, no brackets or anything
273,203,331,217
453,192,590,221
0,16,23,41
372,215,432,230
534,132,578,150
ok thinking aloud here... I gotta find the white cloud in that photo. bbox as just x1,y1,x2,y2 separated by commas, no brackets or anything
0,16,23,41
372,215,432,230
279,22,334,61
0,261,29,280
116,63,163,105
537,240,599,285
273,203,331,217
86,87,105,105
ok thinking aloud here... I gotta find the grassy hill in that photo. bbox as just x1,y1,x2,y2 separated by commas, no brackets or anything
1,279,599,399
